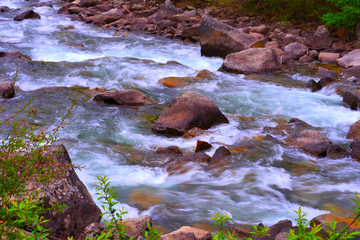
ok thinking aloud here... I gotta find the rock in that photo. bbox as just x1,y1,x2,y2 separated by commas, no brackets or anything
93,90,153,106
199,15,257,58
92,9,124,25
326,145,350,159
275,232,289,240
306,79,322,92
182,127,208,138
284,42,308,60
343,91,360,110
171,10,197,23
156,146,182,155
14,10,40,21
129,191,162,211
177,226,211,240
33,145,102,239
315,25,330,37
228,226,251,239
309,50,319,58
78,0,100,8
208,146,231,169
319,52,340,63
315,67,336,79
298,55,313,63
158,77,205,88
265,220,292,240
0,81,15,98
318,77,335,87
195,140,212,152
285,130,332,157
160,228,196,240
263,118,316,136
152,91,228,135
0,6,10,12
114,216,151,239
180,24,201,38
250,25,269,35
220,48,280,74
338,49,360,68
156,0,183,21
165,152,211,174
309,35,333,50
344,66,360,78
347,120,360,139
196,69,216,80
311,214,360,236
0,50,32,62
78,222,104,240
265,41,279,49
351,137,360,159
57,3,77,14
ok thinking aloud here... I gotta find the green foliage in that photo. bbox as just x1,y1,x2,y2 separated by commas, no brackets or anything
245,224,270,239
142,222,162,240
286,207,322,240
322,0,360,30
211,211,237,240
0,70,74,239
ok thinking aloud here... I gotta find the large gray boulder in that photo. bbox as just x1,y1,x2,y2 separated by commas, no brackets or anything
199,15,257,58
338,49,360,68
220,48,281,74
152,91,228,135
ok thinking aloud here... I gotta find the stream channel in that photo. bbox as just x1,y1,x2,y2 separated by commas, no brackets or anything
1,0,360,231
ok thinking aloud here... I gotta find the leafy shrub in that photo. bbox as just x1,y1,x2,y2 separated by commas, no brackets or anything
322,0,360,30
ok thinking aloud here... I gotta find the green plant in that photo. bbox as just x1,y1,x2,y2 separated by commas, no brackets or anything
286,207,322,240
211,211,237,240
323,0,360,30
245,224,270,239
142,222,162,240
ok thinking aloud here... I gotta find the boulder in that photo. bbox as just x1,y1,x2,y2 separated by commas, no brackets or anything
158,77,205,88
315,25,330,37
319,52,340,63
57,3,77,14
34,145,102,239
220,48,280,74
199,15,257,58
285,130,332,157
78,0,100,8
208,146,231,169
0,50,32,62
0,81,15,98
311,214,360,234
182,127,208,138
14,10,40,21
160,229,196,240
338,49,360,68
343,91,360,110
306,79,322,92
196,69,216,80
114,215,151,239
315,67,336,79
156,146,182,155
152,91,228,135
195,140,212,152
284,42,308,60
91,9,124,25
180,24,201,38
263,118,317,136
351,137,360,159
264,220,292,240
308,35,333,50
318,77,335,87
0,6,10,12
326,145,350,159
347,120,360,139
156,0,183,21
78,222,104,240
176,226,212,240
93,90,153,106
165,152,211,174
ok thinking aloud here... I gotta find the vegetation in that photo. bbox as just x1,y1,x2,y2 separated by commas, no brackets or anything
322,0,360,30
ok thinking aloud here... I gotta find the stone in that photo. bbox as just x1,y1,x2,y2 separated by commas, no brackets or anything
318,77,335,87
33,145,102,239
347,120,360,139
115,216,151,239
152,91,228,135
0,6,10,12
208,146,231,169
309,35,333,50
158,77,205,88
199,15,257,58
263,118,316,136
78,0,100,8
265,41,279,49
0,81,15,98
220,48,281,74
284,42,308,60
180,24,201,38
344,66,360,78
14,10,40,21
228,226,251,239
171,10,197,23
343,91,360,110
326,145,350,159
265,220,292,239
298,55,313,63
196,69,216,80
250,25,269,34
351,137,360,159
57,3,77,14
319,52,340,63
92,9,124,25
156,146,182,155
309,50,319,58
195,140,212,152
182,127,208,138
338,49,360,68
93,90,153,106
165,152,211,174
315,25,330,37
156,0,183,21
177,226,212,240
311,214,360,234
0,50,32,62
306,79,322,92
285,130,332,157
160,229,196,240
315,67,336,79
78,222,104,240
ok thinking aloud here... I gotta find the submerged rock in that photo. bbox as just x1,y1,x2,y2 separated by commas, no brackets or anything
152,91,228,135
199,15,257,58
326,145,350,159
351,137,360,160
0,81,15,99
220,48,280,74
0,50,32,62
165,152,211,174
208,146,231,169
93,90,153,106
195,140,212,152
14,10,41,21
158,76,205,88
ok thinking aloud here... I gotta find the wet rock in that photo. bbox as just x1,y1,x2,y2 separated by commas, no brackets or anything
319,52,340,63
183,127,208,138
351,137,360,159
0,81,15,99
315,67,336,79
14,10,41,21
284,42,308,60
152,91,228,136
263,118,316,136
177,226,211,240
0,6,10,12
78,0,100,8
264,220,292,240
158,77,205,88
318,77,335,87
0,50,32,62
195,140,212,152
208,146,231,169
93,90,153,106
180,24,201,38
343,91,360,110
199,15,257,58
129,190,162,211
196,69,216,80
156,146,182,155
165,152,211,174
308,35,333,50
306,79,322,92
311,214,360,234
156,0,183,21
326,145,350,159
338,49,360,68
344,66,360,78
35,145,102,239
347,120,360,139
228,226,251,239
220,48,280,74
57,3,77,14
160,228,196,240
78,222,104,240
114,216,151,239
285,130,332,157
91,9,124,25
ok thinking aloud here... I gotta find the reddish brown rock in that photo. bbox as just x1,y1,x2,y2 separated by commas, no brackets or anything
156,146,182,155
343,91,360,110
0,81,15,99
199,15,257,58
78,0,100,8
158,77,205,88
14,10,40,21
165,152,211,174
220,48,280,74
57,3,77,14
152,91,228,135
265,220,292,239
326,145,350,159
183,127,208,138
177,226,212,240
92,9,124,25
0,50,32,62
351,137,360,159
311,214,360,236
208,146,231,169
93,90,153,106
181,24,201,38
284,42,308,60
347,120,360,139
114,215,151,239
263,118,316,136
196,69,216,80
195,140,212,152
160,229,196,240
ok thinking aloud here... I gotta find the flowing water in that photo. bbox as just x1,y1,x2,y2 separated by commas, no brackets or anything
1,0,360,231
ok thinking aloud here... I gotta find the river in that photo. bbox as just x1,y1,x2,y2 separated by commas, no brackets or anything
1,0,360,231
